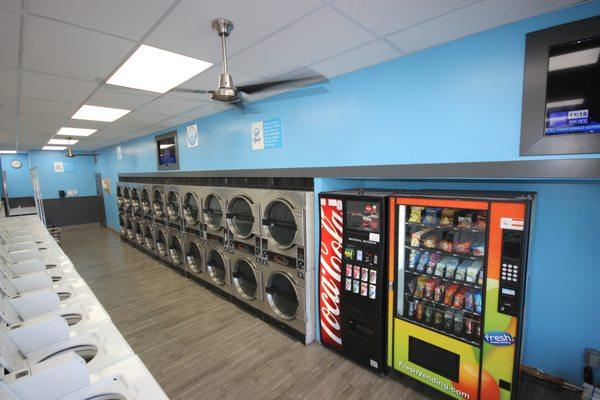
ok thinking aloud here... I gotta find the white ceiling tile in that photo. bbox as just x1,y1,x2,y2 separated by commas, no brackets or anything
0,9,20,69
20,98,78,118
88,87,158,109
310,40,400,77
0,1,21,12
386,0,583,53
229,7,376,77
138,96,207,115
156,114,194,128
21,70,98,104
0,95,17,114
27,0,175,41
332,0,478,36
117,111,170,126
22,15,135,81
147,0,322,64
0,67,18,96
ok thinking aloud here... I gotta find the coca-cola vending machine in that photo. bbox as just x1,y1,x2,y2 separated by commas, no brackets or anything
319,189,393,374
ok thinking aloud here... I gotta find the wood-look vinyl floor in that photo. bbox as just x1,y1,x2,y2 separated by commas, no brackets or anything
61,224,445,400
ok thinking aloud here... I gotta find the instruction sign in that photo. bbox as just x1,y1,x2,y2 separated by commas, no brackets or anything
186,124,199,148
54,162,64,173
251,118,282,150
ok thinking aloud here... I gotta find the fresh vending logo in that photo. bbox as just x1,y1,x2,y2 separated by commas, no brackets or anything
397,361,470,399
484,331,515,346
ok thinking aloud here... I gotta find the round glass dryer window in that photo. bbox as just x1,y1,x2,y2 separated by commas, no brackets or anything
267,272,298,320
152,190,164,218
234,259,257,299
207,249,226,284
204,194,223,230
183,192,199,225
228,197,254,238
265,200,297,248
116,186,123,206
123,188,131,207
156,230,167,257
119,215,126,235
167,191,180,220
133,221,143,244
141,189,151,214
143,225,154,250
186,242,203,274
125,219,134,239
169,235,183,264
131,188,140,209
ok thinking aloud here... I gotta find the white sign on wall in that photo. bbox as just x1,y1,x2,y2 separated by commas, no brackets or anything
116,146,122,160
186,124,199,148
54,161,64,173
251,121,264,150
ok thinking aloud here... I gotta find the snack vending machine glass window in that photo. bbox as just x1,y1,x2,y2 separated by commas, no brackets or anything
387,191,534,400
319,190,393,374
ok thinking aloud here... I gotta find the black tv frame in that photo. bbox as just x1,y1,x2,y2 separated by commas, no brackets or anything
155,131,180,171
520,14,600,156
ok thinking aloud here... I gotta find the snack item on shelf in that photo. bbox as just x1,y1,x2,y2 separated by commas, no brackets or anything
472,241,485,256
426,253,441,275
408,250,421,269
454,313,463,336
455,240,472,254
455,262,468,281
453,287,467,309
434,283,446,302
415,276,428,297
440,209,457,226
475,290,483,314
464,290,475,312
408,206,425,223
434,257,448,277
407,300,416,318
444,258,459,279
422,234,438,249
444,310,454,332
416,251,430,272
438,239,453,253
434,309,444,327
424,305,433,324
458,213,473,229
411,228,432,246
466,260,483,283
444,283,459,305
416,302,425,321
476,322,481,339
464,318,475,338
424,278,437,299
423,207,441,226
407,277,417,295
473,213,487,231
477,268,484,285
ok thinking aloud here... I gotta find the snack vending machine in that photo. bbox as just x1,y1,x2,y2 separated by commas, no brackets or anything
387,190,534,400
318,189,393,374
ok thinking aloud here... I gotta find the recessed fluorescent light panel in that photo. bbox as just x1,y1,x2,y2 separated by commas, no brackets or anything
548,47,600,71
43,146,66,151
0,150,17,154
48,138,79,145
107,44,213,93
72,105,130,122
56,127,97,137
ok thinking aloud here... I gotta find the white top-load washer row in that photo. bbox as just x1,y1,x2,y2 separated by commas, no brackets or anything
119,181,315,344
0,214,168,400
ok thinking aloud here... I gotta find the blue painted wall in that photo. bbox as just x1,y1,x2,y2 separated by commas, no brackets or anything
92,1,600,385
0,153,33,198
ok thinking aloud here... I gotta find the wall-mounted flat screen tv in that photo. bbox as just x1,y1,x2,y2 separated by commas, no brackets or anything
155,131,179,170
520,15,600,155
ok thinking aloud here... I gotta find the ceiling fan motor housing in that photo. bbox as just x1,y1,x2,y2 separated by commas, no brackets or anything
212,73,240,103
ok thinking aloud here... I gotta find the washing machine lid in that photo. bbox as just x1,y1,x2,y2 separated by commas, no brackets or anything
232,258,260,300
263,200,299,248
227,196,258,238
183,192,199,225
204,194,224,230
266,272,304,321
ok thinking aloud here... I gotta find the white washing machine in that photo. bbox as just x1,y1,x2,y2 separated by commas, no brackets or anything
151,184,166,224
167,228,186,275
230,246,263,314
130,184,142,218
142,221,157,255
140,184,153,222
153,225,169,262
181,185,203,236
184,234,208,285
131,217,145,247
204,241,232,299
165,185,183,230
225,188,262,250
201,186,228,243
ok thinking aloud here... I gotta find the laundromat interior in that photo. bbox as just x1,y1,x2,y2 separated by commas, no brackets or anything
0,1,599,399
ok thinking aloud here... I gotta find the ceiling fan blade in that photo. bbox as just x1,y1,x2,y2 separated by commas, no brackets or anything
237,74,328,95
170,88,214,94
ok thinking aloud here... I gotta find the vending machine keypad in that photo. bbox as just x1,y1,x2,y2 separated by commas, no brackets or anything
498,230,524,316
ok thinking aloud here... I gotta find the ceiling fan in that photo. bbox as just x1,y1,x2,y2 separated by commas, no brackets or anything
65,138,99,162
171,18,328,108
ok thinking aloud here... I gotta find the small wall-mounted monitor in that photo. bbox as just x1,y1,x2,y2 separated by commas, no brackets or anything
155,131,179,170
520,15,600,155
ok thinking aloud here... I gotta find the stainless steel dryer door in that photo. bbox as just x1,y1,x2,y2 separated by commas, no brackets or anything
143,225,154,250
206,248,230,285
155,229,168,257
263,199,303,248
119,215,126,236
232,258,262,300
166,191,181,222
152,189,165,219
183,192,200,226
168,234,184,265
227,196,260,239
203,194,225,232
266,271,305,321
133,220,144,245
140,188,152,215
186,241,204,275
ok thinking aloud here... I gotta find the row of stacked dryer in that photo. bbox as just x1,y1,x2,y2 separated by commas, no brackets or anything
117,181,315,343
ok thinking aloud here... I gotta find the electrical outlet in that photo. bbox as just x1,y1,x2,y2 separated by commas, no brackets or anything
586,349,600,369
582,383,600,400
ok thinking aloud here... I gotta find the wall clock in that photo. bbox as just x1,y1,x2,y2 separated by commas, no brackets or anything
10,159,22,169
